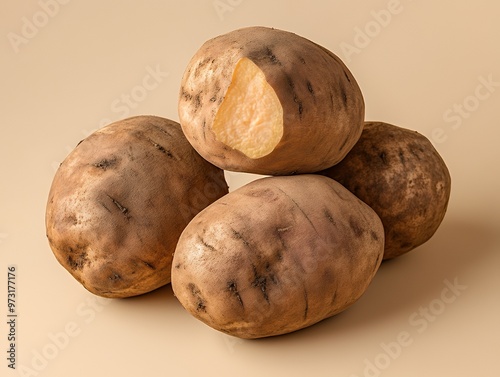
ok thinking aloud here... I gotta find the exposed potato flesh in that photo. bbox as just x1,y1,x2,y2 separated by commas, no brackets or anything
212,57,284,158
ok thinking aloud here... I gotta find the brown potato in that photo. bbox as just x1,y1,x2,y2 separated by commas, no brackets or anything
45,116,229,298
171,175,384,339
178,26,365,175
319,121,451,260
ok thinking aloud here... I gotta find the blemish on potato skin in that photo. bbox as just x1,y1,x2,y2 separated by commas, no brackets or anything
343,69,352,83
109,273,122,281
141,260,156,270
227,281,244,307
265,46,280,65
379,151,388,165
230,228,249,246
349,217,364,237
303,289,309,320
251,265,270,303
66,247,89,271
324,209,336,224
106,195,131,220
146,137,175,158
180,87,192,101
188,283,207,312
92,158,117,170
306,81,314,95
198,235,217,251
340,84,348,106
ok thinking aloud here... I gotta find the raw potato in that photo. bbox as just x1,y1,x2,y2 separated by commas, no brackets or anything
178,26,365,175
171,175,384,339
45,116,229,298
319,121,451,260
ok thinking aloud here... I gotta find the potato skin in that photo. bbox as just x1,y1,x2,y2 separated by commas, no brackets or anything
171,175,384,339
178,26,365,175
45,116,229,298
319,121,451,260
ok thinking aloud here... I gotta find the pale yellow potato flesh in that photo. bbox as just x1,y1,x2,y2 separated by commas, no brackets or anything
212,57,283,159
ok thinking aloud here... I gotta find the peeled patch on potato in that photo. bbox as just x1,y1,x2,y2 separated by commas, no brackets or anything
319,121,451,260
45,116,229,298
178,26,365,175
171,175,384,339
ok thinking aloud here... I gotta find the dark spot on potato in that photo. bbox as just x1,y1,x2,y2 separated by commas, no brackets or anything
275,249,284,261
109,273,121,281
180,87,192,101
338,134,350,152
306,81,314,95
379,151,388,165
343,69,351,83
398,149,406,165
198,235,217,251
340,84,348,106
106,195,131,220
303,289,309,319
193,93,202,111
93,158,117,170
174,263,181,269
370,230,379,241
293,94,304,117
252,265,269,303
324,209,336,224
231,228,250,247
188,283,206,312
227,281,244,307
265,47,280,64
349,217,364,237
66,247,88,271
209,96,217,102
299,56,306,64
147,138,175,158
141,260,156,270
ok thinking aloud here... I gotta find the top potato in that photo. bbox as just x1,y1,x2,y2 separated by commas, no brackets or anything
178,26,365,175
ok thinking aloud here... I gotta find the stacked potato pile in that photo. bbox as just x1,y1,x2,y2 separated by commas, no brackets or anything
46,27,451,339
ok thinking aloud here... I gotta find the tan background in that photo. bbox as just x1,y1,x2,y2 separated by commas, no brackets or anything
1,1,499,376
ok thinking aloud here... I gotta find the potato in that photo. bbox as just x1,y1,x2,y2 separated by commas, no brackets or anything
171,175,384,339
45,115,229,298
319,121,451,260
178,26,365,175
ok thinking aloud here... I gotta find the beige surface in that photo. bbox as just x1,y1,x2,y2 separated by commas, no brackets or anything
1,1,499,376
